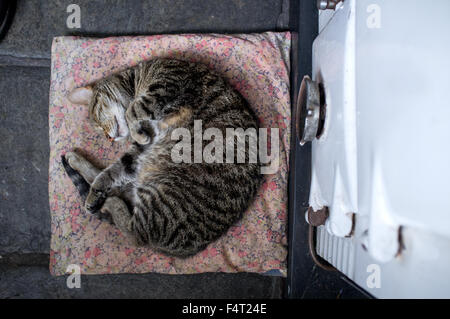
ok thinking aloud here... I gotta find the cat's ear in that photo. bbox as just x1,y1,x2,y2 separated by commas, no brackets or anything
68,86,93,105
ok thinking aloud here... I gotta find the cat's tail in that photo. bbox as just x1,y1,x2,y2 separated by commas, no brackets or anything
61,155,90,201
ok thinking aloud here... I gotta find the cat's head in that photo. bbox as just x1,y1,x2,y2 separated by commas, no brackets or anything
68,83,130,142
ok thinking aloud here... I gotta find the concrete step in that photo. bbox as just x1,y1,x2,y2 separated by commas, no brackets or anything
0,0,288,62
0,256,284,298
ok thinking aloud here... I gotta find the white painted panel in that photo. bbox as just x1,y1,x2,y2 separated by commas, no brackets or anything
313,0,450,298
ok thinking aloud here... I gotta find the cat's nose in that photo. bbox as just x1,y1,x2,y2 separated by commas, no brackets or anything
104,131,115,142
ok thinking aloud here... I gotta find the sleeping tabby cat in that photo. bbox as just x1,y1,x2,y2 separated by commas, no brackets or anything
63,58,262,257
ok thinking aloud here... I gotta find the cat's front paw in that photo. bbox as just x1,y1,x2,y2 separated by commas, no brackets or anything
129,122,151,145
125,106,152,145
85,188,107,214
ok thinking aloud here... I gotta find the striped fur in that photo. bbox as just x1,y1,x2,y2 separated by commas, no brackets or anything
61,155,90,200
65,58,262,257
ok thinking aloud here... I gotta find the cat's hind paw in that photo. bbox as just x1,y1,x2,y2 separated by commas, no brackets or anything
65,151,79,168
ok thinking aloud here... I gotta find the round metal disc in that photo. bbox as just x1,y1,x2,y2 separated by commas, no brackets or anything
296,75,321,146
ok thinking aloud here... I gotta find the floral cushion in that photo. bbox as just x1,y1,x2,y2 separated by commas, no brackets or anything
49,32,291,276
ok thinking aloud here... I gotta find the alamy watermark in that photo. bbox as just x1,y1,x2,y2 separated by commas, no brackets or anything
66,4,81,29
171,120,280,174
66,264,81,289
366,264,381,289
366,4,381,29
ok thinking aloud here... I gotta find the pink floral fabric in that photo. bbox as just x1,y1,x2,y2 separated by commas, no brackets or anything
49,32,291,276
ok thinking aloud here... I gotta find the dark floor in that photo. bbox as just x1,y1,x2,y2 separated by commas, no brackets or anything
0,0,289,299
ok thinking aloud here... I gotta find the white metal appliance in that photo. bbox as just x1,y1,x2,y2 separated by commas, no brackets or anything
303,0,450,298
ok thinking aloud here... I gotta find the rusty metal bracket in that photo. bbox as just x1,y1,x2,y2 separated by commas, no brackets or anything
306,206,337,271
306,206,329,226
308,225,337,272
